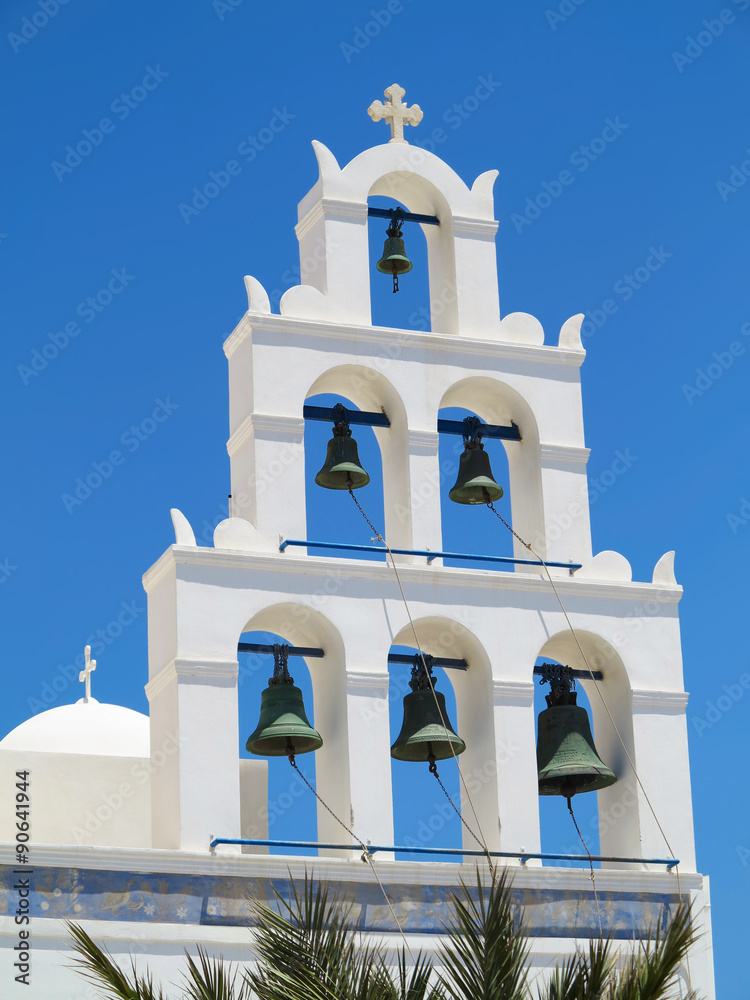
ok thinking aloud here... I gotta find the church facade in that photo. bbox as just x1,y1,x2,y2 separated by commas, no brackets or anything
0,86,715,998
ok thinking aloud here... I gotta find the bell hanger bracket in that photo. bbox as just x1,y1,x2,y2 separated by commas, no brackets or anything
367,205,440,227
535,661,603,685
438,416,521,442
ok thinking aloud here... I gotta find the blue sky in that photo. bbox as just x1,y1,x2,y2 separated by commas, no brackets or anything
2,0,749,993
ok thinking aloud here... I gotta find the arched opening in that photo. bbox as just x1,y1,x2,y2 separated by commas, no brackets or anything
304,392,387,561
534,655,602,866
388,645,462,860
238,604,349,857
439,377,543,565
367,195,431,332
239,629,318,856
535,631,640,866
388,617,499,860
438,405,513,569
305,367,412,553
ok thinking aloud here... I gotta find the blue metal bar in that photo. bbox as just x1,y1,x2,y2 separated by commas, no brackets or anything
437,418,521,441
303,404,390,428
209,838,678,870
367,206,440,227
278,538,581,572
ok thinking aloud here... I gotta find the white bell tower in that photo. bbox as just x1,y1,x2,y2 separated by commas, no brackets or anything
142,84,714,996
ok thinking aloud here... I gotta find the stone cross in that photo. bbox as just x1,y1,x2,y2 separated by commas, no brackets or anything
79,644,96,703
368,84,423,144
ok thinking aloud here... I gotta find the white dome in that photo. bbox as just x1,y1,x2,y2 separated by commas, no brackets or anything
0,701,150,757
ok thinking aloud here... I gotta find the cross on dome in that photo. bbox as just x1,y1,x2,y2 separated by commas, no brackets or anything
367,84,423,144
79,644,96,703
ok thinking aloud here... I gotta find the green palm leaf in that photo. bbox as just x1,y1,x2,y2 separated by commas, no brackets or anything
438,869,530,1000
608,900,701,1000
182,945,250,1000
67,921,168,1000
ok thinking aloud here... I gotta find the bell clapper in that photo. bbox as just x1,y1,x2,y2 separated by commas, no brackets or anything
392,263,398,293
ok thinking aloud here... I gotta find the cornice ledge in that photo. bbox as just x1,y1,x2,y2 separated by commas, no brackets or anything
493,678,535,704
169,548,685,602
146,657,239,700
227,413,305,456
142,546,179,591
451,215,499,238
223,314,253,359
408,428,441,452
246,315,586,368
540,444,591,465
631,689,689,712
296,197,369,239
346,670,390,691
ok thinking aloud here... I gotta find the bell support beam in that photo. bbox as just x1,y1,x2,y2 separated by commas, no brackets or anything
533,665,603,682
438,418,521,441
367,206,440,226
303,404,391,427
238,641,468,670
302,406,520,441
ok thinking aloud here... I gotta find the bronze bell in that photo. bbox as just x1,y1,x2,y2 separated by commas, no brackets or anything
315,405,370,490
536,664,616,798
246,645,323,757
376,216,413,293
391,657,466,763
449,437,504,504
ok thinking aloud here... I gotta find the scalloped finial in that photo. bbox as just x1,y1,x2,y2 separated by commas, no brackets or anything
244,276,271,315
558,313,585,350
170,508,197,547
652,550,677,585
367,84,423,144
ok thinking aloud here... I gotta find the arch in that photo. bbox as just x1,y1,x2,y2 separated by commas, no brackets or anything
389,616,500,853
439,376,544,562
305,366,413,551
367,194,432,332
366,169,490,337
240,603,349,854
291,141,500,335
536,630,641,863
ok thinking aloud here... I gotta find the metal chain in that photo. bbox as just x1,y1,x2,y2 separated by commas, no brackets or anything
486,500,533,551
567,795,603,938
429,757,495,876
286,751,415,959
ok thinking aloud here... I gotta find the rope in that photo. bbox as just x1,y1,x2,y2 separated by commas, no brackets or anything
348,484,496,880
566,795,604,938
286,748,415,959
486,498,692,983
486,500,680,862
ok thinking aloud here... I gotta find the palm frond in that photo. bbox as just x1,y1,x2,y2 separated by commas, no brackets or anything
182,946,249,1000
539,936,614,1000
438,868,530,1000
608,901,701,1000
67,921,168,1000
246,872,386,1000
